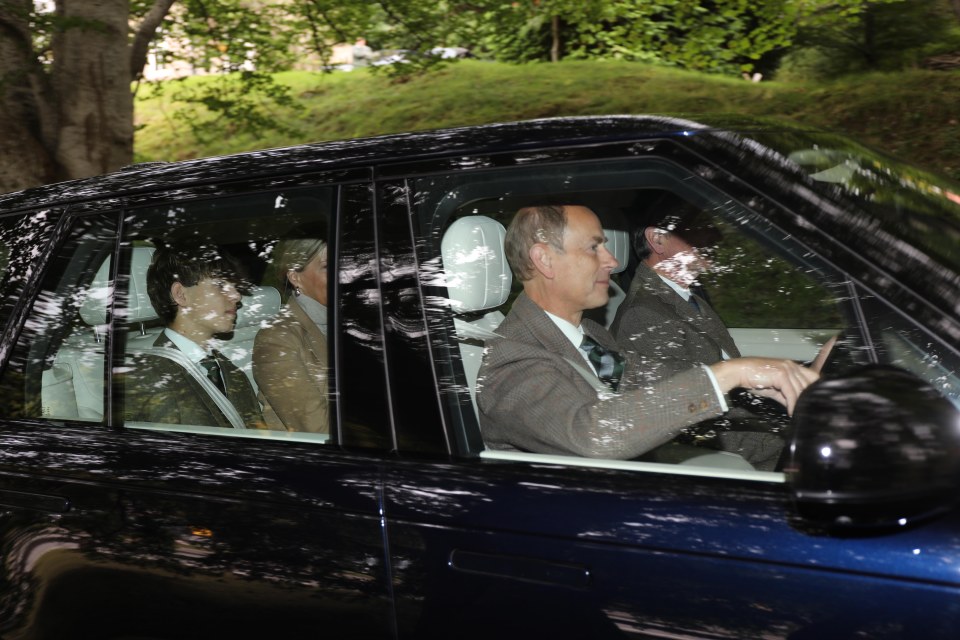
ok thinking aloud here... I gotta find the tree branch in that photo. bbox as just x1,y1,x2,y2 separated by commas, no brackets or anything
130,0,176,82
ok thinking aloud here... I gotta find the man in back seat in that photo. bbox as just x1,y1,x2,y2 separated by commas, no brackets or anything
122,244,265,428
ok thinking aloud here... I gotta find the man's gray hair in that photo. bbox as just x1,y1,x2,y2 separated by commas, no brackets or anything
504,205,567,281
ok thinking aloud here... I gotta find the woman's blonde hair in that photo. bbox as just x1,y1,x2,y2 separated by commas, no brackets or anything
274,237,326,292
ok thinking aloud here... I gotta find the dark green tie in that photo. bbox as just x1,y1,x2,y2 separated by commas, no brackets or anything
199,353,227,395
580,335,625,392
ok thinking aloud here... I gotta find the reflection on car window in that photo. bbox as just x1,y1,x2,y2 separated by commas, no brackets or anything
0,214,117,421
860,292,960,409
115,189,335,443
761,132,960,274
0,210,59,335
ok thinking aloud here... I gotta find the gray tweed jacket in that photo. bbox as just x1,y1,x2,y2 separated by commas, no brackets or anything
611,264,740,379
477,293,724,459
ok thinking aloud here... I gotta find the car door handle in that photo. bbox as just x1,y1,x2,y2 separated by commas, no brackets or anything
0,489,70,513
449,549,591,589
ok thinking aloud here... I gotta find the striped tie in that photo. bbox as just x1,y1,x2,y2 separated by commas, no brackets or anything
580,335,625,392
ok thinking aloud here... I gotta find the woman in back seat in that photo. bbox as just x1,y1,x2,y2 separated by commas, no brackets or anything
252,233,330,433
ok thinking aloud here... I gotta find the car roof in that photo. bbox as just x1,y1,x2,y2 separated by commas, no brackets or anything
0,115,807,213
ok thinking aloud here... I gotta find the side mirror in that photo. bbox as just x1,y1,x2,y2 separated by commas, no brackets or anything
786,365,960,529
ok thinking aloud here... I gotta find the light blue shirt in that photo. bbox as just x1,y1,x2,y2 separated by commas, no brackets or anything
164,327,209,365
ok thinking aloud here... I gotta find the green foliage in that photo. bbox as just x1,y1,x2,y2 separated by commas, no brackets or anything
134,0,960,145
465,0,805,74
781,0,952,79
145,71,301,144
133,61,960,187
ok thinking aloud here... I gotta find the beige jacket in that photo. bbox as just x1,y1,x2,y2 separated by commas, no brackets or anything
252,296,329,433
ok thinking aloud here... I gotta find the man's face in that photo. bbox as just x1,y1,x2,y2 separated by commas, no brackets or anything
548,206,619,315
175,276,242,341
654,231,713,286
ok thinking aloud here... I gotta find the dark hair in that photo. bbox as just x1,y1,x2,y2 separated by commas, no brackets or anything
505,204,567,281
147,244,243,323
633,225,654,261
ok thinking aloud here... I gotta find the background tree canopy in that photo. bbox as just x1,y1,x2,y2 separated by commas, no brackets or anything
0,0,957,192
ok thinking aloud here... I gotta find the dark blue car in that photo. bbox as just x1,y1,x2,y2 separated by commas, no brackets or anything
0,116,957,638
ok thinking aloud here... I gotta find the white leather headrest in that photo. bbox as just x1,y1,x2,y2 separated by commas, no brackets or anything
441,216,511,313
605,229,629,275
80,246,157,325
236,286,281,329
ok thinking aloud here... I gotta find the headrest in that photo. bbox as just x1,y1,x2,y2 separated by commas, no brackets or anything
441,216,512,314
236,286,281,330
605,229,629,275
80,246,157,325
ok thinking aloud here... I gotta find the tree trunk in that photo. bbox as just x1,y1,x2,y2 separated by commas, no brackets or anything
51,0,135,183
0,0,175,194
550,15,560,62
0,0,58,192
951,0,960,23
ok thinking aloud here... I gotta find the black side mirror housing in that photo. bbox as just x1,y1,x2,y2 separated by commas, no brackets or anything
786,365,960,529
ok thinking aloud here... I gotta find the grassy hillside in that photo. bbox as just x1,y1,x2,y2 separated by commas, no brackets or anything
134,60,960,181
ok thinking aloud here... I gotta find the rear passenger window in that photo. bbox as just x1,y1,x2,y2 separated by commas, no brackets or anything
0,210,59,333
115,189,335,443
0,213,117,421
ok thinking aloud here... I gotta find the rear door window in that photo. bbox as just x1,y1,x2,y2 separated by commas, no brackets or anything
115,187,336,442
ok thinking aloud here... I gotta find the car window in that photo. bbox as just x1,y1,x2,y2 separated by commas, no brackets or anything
411,155,862,478
0,213,117,421
859,290,960,409
759,131,960,275
0,210,60,337
114,187,336,443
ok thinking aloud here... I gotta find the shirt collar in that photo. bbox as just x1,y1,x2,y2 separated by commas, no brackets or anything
658,273,691,301
164,327,210,363
544,310,586,348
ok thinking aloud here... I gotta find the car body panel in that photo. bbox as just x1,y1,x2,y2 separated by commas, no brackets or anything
386,456,960,637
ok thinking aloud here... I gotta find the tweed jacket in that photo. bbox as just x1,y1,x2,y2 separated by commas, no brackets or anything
123,333,265,428
252,296,329,433
477,293,724,459
611,264,741,379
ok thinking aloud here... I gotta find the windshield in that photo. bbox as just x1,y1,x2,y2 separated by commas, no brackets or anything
746,131,960,276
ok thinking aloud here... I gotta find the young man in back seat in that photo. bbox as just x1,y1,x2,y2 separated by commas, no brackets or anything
122,244,266,428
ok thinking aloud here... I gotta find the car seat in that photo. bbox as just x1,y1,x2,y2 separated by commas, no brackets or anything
582,228,630,328
440,215,512,417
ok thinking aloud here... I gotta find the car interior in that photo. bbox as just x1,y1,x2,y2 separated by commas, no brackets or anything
24,166,855,476
30,191,334,444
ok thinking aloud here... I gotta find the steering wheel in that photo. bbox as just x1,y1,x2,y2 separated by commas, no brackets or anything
815,329,867,379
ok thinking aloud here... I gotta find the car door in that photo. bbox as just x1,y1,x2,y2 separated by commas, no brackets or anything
379,137,960,638
0,176,397,638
